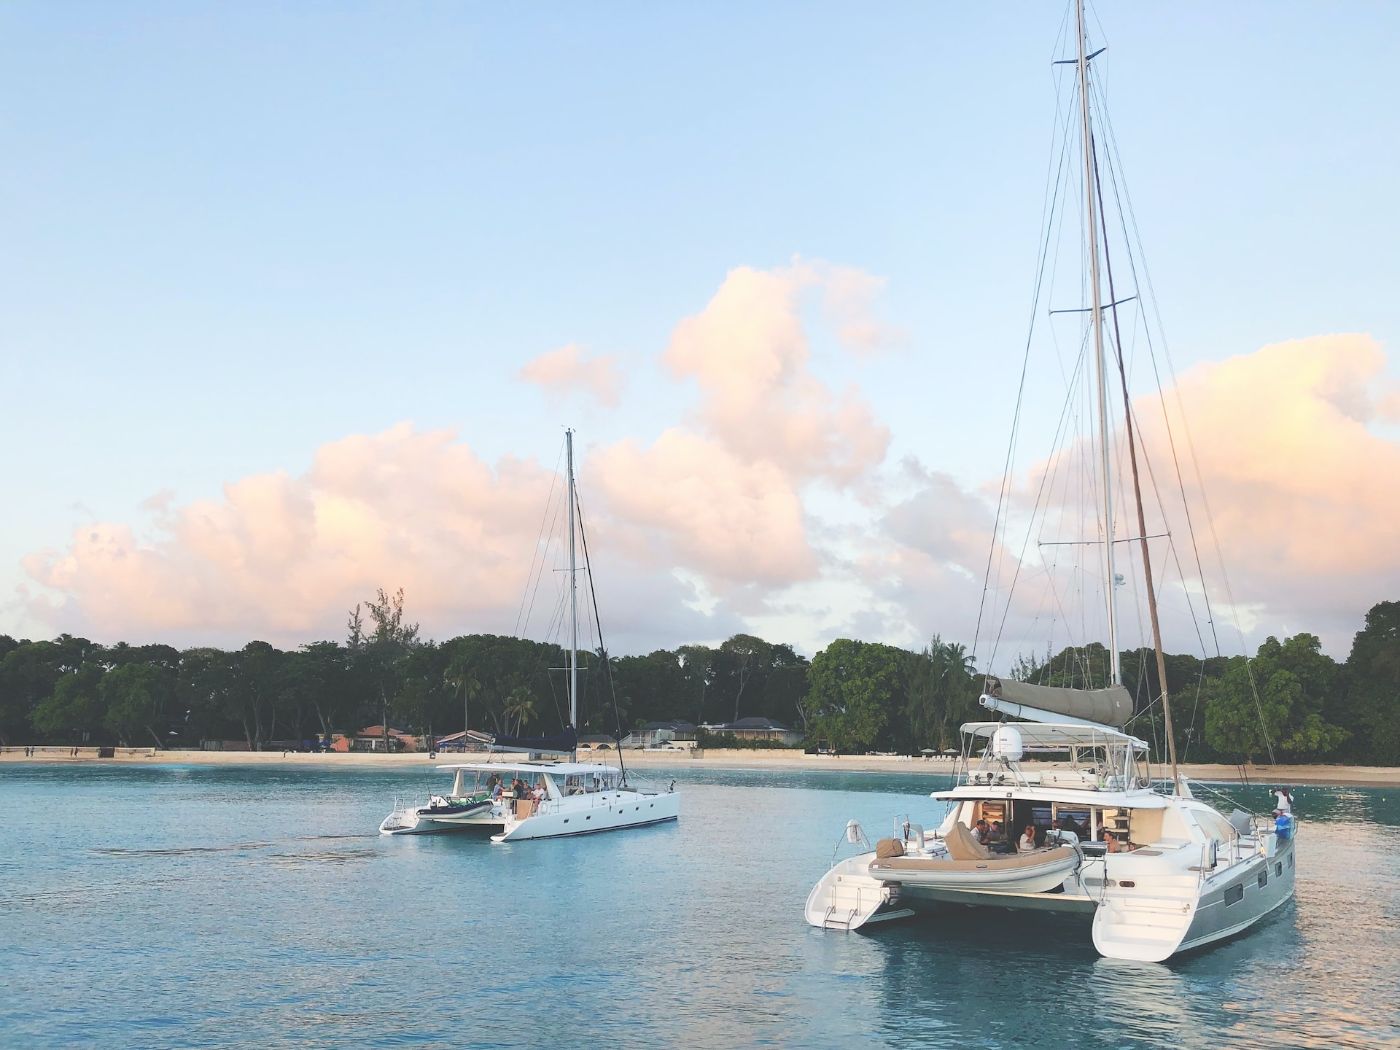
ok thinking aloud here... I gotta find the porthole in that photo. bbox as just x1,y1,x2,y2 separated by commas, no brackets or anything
586,816,591,821
1258,870,1268,888
1276,862,1282,877
1288,853,1294,868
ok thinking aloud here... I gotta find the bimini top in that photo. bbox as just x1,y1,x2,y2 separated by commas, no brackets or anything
960,721,1148,751
434,761,622,777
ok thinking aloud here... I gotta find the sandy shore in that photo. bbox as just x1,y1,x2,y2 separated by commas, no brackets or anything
3,745,1396,787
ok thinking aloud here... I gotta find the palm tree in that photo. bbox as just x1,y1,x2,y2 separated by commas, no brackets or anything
502,687,537,737
443,656,480,737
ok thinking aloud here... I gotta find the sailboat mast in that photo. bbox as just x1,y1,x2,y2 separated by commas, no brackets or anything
566,428,579,731
1075,0,1121,686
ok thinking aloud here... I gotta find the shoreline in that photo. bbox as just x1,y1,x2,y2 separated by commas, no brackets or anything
3,745,1396,787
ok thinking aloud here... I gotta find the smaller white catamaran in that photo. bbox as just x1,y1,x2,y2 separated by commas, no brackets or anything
381,429,679,842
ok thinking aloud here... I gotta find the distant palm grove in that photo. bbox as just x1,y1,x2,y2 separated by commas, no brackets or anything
3,590,1397,766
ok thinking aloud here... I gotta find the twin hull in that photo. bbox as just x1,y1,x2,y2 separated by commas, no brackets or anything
869,837,1296,960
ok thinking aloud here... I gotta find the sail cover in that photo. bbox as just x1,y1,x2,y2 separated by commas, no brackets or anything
478,726,579,755
983,676,1132,728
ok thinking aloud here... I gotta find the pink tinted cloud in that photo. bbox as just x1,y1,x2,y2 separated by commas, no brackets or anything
20,261,899,646
1137,334,1400,640
23,424,557,644
519,343,623,408
663,261,890,485
587,429,817,589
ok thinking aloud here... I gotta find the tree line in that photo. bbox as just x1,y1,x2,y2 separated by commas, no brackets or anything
2,592,1396,766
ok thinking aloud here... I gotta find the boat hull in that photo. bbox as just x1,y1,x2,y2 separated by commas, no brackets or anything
379,801,503,836
491,789,680,842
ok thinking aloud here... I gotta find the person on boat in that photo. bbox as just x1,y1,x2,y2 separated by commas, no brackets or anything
1274,788,1293,814
1018,824,1038,852
971,819,992,845
531,782,546,804
1100,828,1121,853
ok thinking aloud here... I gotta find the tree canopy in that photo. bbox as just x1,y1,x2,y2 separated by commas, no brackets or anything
1,598,1395,765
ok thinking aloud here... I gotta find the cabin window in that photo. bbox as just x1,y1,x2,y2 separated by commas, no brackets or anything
1287,852,1294,869
1276,863,1283,877
1224,884,1244,906
1258,870,1268,889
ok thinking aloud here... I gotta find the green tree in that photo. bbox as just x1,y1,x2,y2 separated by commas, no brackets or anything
1339,602,1400,764
32,664,107,741
1205,635,1346,762
102,663,175,747
503,685,537,736
806,638,906,753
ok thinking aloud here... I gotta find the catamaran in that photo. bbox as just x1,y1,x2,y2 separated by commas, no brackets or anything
380,430,680,841
804,1,1295,961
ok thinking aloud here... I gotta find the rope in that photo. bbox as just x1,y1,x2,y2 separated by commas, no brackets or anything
572,488,628,785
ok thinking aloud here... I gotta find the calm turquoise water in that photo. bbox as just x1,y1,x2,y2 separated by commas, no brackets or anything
2,763,1398,1049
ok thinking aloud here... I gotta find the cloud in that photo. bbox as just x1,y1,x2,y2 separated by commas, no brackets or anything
519,343,623,407
663,260,890,485
19,260,898,648
587,429,817,589
1135,334,1400,648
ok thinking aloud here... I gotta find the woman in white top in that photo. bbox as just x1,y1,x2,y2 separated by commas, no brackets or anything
1274,788,1292,814
1018,825,1038,852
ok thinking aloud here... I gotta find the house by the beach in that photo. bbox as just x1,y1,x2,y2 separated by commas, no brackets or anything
700,717,802,746
335,725,420,752
620,720,697,749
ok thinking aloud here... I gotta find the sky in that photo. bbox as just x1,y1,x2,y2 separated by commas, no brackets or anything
3,2,1398,667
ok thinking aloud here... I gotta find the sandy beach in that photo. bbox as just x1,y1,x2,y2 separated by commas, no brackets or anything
3,745,1396,787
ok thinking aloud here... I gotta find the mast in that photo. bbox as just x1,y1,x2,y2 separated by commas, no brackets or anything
1075,0,1121,686
1090,143,1183,794
566,428,579,734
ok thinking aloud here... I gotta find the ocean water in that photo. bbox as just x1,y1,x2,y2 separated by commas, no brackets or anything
1,763,1397,1050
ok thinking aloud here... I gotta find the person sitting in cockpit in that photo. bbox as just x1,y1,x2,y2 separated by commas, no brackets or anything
1018,824,1038,851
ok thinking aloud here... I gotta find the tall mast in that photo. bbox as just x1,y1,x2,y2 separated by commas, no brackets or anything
566,428,579,731
1089,145,1184,793
1075,0,1121,686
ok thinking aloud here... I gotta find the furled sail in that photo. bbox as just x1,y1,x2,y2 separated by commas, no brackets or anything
982,676,1132,728
474,726,579,755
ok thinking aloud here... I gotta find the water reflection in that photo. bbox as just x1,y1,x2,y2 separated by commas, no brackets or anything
1,765,1398,1049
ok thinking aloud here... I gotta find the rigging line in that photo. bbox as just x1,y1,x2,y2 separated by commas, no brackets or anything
571,488,628,784
973,55,1079,671
514,439,566,637
1181,666,1209,764
1094,81,1223,660
1092,88,1275,766
1091,128,1181,786
526,493,569,641
1094,93,1215,662
988,330,1092,671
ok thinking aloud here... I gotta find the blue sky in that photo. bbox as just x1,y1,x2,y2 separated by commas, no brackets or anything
3,2,1398,659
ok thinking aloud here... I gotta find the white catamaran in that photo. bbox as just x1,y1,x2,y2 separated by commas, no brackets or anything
805,1,1295,962
381,430,680,841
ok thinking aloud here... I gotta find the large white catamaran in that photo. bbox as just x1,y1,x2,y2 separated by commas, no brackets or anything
381,430,680,842
805,1,1295,961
